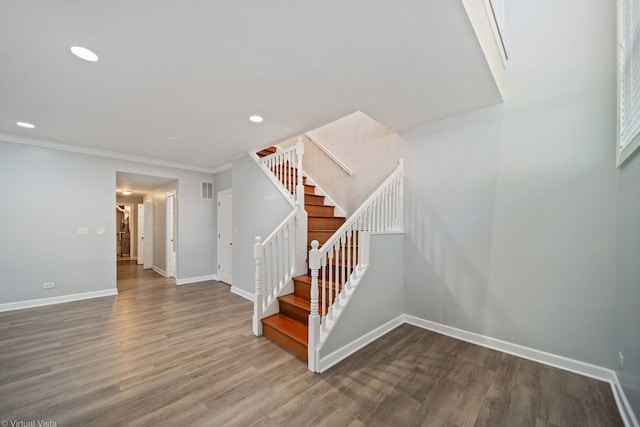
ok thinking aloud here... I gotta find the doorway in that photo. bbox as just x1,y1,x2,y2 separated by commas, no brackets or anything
217,190,232,284
116,172,178,287
166,192,177,279
116,203,135,261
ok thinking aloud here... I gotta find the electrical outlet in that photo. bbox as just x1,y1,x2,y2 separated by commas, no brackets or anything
619,352,624,368
42,282,55,289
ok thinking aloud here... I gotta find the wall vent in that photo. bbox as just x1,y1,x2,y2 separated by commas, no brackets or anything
201,181,214,200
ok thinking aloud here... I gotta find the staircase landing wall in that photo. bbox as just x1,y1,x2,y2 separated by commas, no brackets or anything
318,233,405,370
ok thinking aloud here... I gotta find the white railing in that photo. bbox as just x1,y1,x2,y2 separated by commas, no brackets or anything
307,159,404,371
253,138,307,335
257,138,306,208
253,209,298,335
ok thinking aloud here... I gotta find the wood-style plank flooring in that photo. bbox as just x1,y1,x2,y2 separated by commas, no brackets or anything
0,261,623,426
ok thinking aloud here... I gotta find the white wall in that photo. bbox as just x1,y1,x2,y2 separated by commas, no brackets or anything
302,112,406,216
231,154,292,295
616,150,640,416
0,140,217,305
402,0,618,368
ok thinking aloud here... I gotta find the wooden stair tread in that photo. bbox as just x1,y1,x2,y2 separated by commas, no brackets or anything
257,147,278,157
279,294,310,311
262,314,308,345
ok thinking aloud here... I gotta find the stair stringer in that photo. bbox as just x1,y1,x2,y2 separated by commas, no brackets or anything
313,232,405,372
302,172,347,217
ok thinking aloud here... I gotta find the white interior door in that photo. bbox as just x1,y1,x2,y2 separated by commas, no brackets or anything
217,190,232,284
167,193,177,279
143,201,154,270
137,203,144,265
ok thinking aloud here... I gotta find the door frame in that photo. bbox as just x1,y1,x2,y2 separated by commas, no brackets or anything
166,191,177,279
143,200,154,270
217,189,233,284
137,203,144,265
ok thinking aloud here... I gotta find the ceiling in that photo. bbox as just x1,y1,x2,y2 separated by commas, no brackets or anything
0,1,502,172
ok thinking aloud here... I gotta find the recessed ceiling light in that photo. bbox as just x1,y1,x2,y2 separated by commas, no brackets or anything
70,46,99,62
16,121,35,129
121,190,133,196
249,115,263,123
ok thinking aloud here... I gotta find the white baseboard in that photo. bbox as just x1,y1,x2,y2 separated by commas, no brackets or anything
403,314,638,427
403,314,613,382
230,286,255,302
152,266,168,277
0,289,118,312
175,275,218,285
318,315,405,373
612,373,640,427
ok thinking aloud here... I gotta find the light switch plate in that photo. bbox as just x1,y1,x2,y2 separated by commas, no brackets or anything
97,227,107,236
78,227,89,236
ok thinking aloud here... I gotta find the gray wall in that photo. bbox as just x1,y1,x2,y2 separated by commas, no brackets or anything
231,154,292,294
402,0,618,368
215,168,232,196
0,140,217,304
616,150,640,416
320,233,404,357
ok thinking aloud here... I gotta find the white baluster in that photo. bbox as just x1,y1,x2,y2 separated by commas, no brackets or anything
308,240,320,372
321,257,327,328
328,250,333,318
253,236,264,336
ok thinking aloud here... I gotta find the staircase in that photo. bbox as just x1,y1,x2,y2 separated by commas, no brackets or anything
256,147,346,361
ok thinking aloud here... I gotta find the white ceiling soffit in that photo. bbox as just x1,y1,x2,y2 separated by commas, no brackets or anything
116,172,177,194
0,0,502,171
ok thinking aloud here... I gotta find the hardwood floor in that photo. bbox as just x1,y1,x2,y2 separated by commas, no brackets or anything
0,261,623,426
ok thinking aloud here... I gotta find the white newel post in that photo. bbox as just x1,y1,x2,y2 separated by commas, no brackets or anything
308,240,320,372
253,236,264,336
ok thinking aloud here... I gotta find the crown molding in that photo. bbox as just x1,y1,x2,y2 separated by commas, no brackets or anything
0,132,228,175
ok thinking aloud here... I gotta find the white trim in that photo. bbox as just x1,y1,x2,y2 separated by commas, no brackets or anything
612,374,640,427
175,275,218,285
0,289,118,312
318,315,405,373
230,286,255,302
304,132,354,176
152,266,168,277
618,135,640,167
403,314,614,382
166,191,177,279
0,132,220,174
